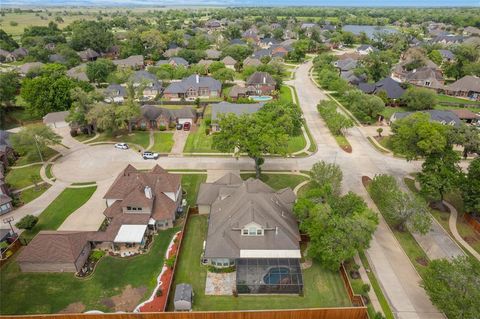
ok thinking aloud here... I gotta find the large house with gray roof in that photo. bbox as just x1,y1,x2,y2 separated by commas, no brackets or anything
163,74,221,101
390,110,461,126
196,174,303,294
210,102,263,131
134,105,196,129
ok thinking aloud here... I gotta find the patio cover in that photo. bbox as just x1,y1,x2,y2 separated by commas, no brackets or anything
114,225,147,243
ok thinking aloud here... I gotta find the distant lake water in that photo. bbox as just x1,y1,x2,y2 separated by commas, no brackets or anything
342,25,398,39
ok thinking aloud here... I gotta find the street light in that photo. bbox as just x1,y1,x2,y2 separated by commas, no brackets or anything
33,135,44,163
3,216,16,236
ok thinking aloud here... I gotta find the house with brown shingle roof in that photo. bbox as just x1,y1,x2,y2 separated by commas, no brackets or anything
445,76,480,101
221,56,237,70
17,231,92,272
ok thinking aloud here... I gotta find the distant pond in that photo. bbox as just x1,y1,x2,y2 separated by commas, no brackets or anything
342,25,399,39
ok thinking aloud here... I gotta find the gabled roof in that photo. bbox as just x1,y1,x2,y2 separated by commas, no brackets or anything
393,110,461,126
243,57,262,67
446,76,480,93
170,57,189,66
105,84,127,97
17,231,90,264
438,49,455,60
16,62,44,75
221,56,237,65
140,105,195,122
359,77,405,99
205,49,221,59
77,48,99,60
113,55,144,68
246,72,276,86
202,176,300,259
164,75,221,94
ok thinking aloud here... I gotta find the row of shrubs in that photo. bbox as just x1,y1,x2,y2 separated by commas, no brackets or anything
317,100,353,136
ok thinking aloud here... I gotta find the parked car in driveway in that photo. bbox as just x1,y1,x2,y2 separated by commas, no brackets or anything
143,151,159,160
183,122,191,131
114,143,129,149
176,123,183,130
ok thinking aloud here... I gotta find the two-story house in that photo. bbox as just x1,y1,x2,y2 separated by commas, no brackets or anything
246,72,276,96
163,74,221,101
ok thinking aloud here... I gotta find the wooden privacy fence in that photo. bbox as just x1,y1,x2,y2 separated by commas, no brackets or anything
0,308,368,319
339,264,365,308
0,237,23,268
464,214,480,233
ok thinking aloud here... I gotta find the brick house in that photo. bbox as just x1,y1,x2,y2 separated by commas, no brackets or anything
163,74,221,101
133,105,196,129
246,72,276,95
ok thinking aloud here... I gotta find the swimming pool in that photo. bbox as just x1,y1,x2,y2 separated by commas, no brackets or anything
263,267,290,285
249,95,273,102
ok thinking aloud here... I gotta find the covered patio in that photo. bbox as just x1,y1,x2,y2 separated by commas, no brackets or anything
112,225,149,256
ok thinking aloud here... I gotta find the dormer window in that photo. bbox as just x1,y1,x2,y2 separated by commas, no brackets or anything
242,226,263,236
126,206,142,212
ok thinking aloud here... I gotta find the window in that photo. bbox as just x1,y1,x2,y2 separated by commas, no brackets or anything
425,81,431,86
248,227,257,235
242,229,248,235
257,229,263,235
242,226,264,236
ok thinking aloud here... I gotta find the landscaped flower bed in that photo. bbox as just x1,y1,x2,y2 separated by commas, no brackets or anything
135,231,182,312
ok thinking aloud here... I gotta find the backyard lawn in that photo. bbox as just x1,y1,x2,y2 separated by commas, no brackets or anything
20,186,97,241
177,173,207,207
5,165,42,190
240,173,309,191
150,132,174,153
0,228,178,315
168,215,351,311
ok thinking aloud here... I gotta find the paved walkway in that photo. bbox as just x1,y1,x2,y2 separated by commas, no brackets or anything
145,130,155,151
445,201,480,261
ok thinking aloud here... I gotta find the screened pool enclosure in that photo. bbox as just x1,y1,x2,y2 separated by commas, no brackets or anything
235,258,303,294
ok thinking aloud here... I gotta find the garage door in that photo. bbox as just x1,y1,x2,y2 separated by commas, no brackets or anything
178,118,192,125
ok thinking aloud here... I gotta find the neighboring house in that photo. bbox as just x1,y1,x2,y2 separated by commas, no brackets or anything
463,26,480,36
444,75,480,101
246,72,276,95
0,131,13,216
157,57,189,68
333,58,358,72
49,54,66,64
359,77,406,100
404,67,445,90
228,85,249,101
243,29,259,43
196,174,302,294
300,22,317,30
438,49,455,62
205,20,222,30
356,45,375,55
243,57,262,67
252,49,271,59
210,102,263,131
113,55,144,69
341,70,366,85
450,109,480,125
197,59,214,69
205,49,221,60
134,105,196,129
174,283,193,311
390,110,461,126
67,65,88,82
431,35,464,45
77,49,99,62
16,62,44,76
221,56,237,70
229,38,246,45
0,131,14,170
43,111,69,128
163,74,221,101
129,71,163,99
271,45,291,59
104,84,128,103
102,165,182,231
11,47,28,60
17,231,92,272
0,177,13,216
164,48,181,58
259,38,280,49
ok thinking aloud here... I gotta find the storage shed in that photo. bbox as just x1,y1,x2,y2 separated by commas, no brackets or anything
174,283,193,311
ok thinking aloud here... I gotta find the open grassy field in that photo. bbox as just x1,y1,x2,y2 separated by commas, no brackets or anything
20,186,97,241
169,215,351,311
0,227,178,315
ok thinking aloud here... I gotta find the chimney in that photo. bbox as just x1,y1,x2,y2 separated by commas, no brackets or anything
196,74,200,84
144,186,152,199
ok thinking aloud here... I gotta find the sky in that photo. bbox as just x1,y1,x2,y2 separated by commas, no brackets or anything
3,0,480,6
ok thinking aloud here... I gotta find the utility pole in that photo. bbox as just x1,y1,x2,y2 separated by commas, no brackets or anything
34,135,44,162
3,217,16,237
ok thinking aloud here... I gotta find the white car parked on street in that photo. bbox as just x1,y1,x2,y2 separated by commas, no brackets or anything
143,151,159,160
114,143,129,150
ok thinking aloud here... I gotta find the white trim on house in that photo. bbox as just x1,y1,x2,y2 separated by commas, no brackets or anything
240,249,301,258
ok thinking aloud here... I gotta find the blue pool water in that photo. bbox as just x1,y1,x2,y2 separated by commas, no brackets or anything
263,267,290,284
250,95,273,102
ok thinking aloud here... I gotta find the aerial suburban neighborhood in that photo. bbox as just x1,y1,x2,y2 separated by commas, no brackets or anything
0,3,479,319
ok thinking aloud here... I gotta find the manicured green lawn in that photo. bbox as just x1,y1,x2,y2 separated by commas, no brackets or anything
20,187,97,241
183,119,216,153
0,228,178,315
380,106,407,120
151,132,174,153
5,165,42,190
168,215,351,311
240,173,309,190
279,85,294,103
177,173,207,207
91,131,150,149
3,106,42,129
15,184,51,206
45,164,54,180
14,147,59,166
436,94,480,105
287,133,307,154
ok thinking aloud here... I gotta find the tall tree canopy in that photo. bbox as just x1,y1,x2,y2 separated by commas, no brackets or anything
10,124,61,162
69,20,114,52
462,158,480,215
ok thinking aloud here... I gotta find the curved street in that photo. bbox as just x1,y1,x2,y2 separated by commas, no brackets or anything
4,60,443,319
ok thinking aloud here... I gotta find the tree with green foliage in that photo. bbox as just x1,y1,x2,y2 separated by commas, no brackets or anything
208,61,226,74
390,112,449,160
317,100,354,136
69,20,114,53
211,68,235,84
401,87,437,111
259,101,303,136
423,256,480,319
221,44,253,62
16,215,39,230
115,83,141,133
309,161,343,196
86,103,117,135
360,50,397,82
418,149,461,202
0,29,19,52
86,59,116,83
428,50,443,66
462,158,480,215
213,113,288,178
294,187,378,270
178,49,206,64
0,71,20,129
67,88,101,135
20,67,76,117
344,90,385,124
369,174,431,233
10,124,61,162
456,125,480,159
